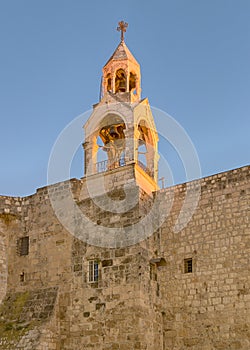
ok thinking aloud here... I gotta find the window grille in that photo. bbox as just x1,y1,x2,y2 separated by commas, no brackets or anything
184,258,193,273
88,260,99,282
17,236,29,256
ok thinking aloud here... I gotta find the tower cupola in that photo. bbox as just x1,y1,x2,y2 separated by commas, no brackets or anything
101,21,141,102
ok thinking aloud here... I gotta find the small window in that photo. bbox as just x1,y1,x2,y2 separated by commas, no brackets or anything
17,236,29,256
20,272,25,282
88,261,99,282
184,258,193,273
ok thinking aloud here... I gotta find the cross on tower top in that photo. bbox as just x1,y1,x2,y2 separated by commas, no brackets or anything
117,21,128,42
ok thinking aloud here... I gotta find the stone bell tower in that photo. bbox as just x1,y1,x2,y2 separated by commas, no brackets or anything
83,21,159,195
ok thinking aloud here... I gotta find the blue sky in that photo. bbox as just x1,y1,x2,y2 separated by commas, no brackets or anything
0,0,249,196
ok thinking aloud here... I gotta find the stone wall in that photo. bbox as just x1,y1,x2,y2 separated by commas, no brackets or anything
159,165,250,349
0,229,7,303
63,239,162,349
0,165,249,349
0,196,22,302
0,287,58,349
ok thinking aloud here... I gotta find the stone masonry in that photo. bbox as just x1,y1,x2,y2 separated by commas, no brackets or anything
0,164,249,349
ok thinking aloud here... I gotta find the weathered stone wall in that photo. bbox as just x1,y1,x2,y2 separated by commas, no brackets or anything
62,239,162,349
0,168,160,349
0,165,249,349
0,287,58,349
2,181,78,294
0,196,23,302
0,229,7,304
158,165,250,349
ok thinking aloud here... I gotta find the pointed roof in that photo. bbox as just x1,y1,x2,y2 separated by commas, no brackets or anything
104,40,139,67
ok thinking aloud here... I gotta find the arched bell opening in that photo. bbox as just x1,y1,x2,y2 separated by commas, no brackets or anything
95,114,126,172
129,72,137,94
115,69,127,93
137,121,156,178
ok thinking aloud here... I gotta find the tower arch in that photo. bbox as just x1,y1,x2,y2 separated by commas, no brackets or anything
115,69,127,93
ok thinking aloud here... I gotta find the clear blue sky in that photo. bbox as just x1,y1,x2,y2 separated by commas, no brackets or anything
0,0,249,196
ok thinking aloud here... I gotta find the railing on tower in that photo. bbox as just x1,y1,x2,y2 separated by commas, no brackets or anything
95,158,153,178
95,158,126,173
96,159,109,173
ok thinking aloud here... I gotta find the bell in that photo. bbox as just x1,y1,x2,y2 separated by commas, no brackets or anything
118,80,126,92
109,126,119,138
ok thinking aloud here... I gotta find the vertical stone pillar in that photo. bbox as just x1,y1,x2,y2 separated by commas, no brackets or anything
124,125,136,164
153,152,160,183
136,77,141,99
102,76,106,94
0,227,7,303
133,128,141,164
112,71,116,93
126,70,130,92
83,140,98,176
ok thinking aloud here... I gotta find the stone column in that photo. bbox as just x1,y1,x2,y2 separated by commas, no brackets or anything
83,140,99,176
124,125,136,164
112,71,116,93
126,70,130,93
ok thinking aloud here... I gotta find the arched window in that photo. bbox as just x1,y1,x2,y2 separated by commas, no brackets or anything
115,69,126,93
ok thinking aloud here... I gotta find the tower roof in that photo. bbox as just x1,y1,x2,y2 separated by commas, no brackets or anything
104,40,139,67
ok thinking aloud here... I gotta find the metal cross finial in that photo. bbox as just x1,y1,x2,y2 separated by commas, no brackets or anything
117,21,128,42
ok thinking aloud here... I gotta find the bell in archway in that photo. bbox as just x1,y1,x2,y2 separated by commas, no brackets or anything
118,79,126,92
109,126,120,139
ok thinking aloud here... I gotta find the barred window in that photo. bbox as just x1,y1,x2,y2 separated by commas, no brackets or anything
88,260,99,282
17,236,29,256
184,258,193,273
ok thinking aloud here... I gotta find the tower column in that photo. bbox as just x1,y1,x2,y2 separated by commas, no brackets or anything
135,76,141,99
125,69,130,93
112,72,116,93
124,127,135,163
83,140,99,175
133,128,141,163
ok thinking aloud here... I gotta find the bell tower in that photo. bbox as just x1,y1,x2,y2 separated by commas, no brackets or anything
83,21,159,195
102,21,141,101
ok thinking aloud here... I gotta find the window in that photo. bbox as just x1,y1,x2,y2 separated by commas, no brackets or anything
20,272,25,282
17,236,29,256
88,260,99,282
184,258,193,273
